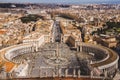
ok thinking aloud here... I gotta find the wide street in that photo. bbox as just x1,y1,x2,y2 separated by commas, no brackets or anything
52,21,61,42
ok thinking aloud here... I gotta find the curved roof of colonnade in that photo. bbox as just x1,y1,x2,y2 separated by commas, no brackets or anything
0,43,32,72
91,48,119,69
79,43,119,69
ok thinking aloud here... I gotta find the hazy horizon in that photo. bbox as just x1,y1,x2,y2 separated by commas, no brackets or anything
0,0,120,4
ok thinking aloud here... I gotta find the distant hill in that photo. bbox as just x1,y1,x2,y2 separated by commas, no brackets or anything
0,3,27,8
0,3,70,9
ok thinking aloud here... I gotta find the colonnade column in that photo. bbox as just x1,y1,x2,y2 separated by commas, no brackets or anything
78,69,81,78
39,67,41,77
90,70,93,78
80,45,82,52
77,46,79,52
45,71,47,77
35,44,38,52
104,70,108,78
58,69,61,77
73,69,76,77
65,69,68,77
52,72,55,77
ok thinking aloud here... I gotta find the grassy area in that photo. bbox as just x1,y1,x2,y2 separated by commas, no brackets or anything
20,14,43,23
105,27,120,35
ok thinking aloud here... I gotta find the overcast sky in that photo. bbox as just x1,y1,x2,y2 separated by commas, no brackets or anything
0,0,120,4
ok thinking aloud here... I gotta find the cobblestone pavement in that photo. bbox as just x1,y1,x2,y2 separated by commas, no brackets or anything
12,42,93,77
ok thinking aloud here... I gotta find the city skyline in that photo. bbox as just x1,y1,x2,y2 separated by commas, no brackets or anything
0,0,120,4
